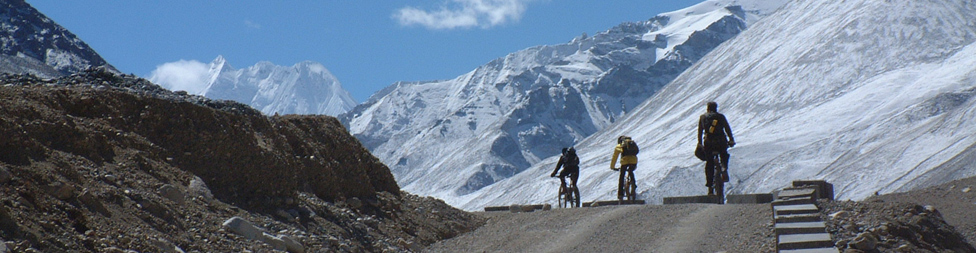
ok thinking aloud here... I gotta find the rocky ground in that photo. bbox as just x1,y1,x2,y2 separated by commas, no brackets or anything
0,70,484,252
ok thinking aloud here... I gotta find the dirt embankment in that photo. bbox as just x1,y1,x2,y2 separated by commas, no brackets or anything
0,70,483,252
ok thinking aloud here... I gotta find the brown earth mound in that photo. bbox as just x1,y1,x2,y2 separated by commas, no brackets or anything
0,71,483,252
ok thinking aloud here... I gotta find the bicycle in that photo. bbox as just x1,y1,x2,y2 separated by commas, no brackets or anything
612,166,637,202
709,151,728,203
556,176,581,208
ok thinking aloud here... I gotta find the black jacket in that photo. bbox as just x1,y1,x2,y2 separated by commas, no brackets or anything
698,111,734,145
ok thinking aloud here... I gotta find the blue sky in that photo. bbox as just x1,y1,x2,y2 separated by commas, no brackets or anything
28,0,702,102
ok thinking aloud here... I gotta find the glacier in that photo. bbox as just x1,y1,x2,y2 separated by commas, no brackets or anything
456,0,976,211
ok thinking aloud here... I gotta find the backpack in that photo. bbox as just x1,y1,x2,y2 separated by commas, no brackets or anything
621,138,639,156
703,112,726,140
565,148,580,168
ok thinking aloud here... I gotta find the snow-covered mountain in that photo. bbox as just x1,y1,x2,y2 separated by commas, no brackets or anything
1,0,115,77
341,0,788,202
457,0,976,210
152,56,356,116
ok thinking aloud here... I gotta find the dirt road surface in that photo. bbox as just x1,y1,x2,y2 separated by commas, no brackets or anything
425,203,776,252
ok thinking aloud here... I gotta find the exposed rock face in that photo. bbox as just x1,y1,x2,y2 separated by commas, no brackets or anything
0,71,482,252
0,0,115,76
0,70,397,212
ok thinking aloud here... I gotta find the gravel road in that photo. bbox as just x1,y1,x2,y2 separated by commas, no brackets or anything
424,203,776,252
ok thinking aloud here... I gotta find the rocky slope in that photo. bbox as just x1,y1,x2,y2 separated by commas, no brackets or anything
0,69,482,252
0,0,115,77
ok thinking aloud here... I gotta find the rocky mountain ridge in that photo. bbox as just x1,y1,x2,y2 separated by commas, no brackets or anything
0,0,115,77
0,70,481,252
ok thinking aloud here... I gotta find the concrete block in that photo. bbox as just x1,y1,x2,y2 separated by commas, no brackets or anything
778,247,839,253
773,204,819,216
775,213,822,223
775,221,827,235
726,194,773,204
776,188,816,199
483,206,509,212
778,233,834,250
793,180,834,200
772,196,815,206
663,195,721,204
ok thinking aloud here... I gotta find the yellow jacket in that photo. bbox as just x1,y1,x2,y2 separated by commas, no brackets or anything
610,143,638,169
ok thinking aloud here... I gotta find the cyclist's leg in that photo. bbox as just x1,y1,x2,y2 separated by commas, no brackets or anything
704,158,716,194
625,164,637,198
720,150,730,182
618,167,626,200
570,171,580,207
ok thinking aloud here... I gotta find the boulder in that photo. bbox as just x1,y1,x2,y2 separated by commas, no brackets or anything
222,217,263,241
280,235,305,253
346,198,363,209
851,232,878,250
260,232,286,251
188,176,213,201
157,184,185,205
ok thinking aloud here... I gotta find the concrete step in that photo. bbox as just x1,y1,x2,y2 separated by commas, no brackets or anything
663,195,722,205
776,188,817,199
775,221,827,235
773,204,819,216
775,213,822,223
778,247,840,253
771,196,815,206
726,193,773,204
777,233,834,250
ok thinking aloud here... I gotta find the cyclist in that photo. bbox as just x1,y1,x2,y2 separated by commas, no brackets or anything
610,135,639,201
697,101,735,196
551,147,581,207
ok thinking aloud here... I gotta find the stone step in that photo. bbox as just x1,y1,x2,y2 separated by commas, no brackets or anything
777,233,834,250
778,247,840,253
771,196,816,206
775,221,827,235
726,193,773,204
776,188,817,199
774,204,819,216
663,195,722,205
775,213,822,223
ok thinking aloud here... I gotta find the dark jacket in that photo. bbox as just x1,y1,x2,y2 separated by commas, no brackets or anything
552,151,580,176
698,111,734,147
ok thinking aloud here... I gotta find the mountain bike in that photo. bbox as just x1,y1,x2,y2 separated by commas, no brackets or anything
710,151,727,203
556,176,581,208
612,166,637,202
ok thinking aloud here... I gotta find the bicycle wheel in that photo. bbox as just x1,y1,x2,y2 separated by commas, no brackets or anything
571,186,581,207
628,178,637,201
558,185,568,208
713,156,725,203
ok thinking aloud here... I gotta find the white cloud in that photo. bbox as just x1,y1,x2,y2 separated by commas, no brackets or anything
148,60,210,95
394,0,531,30
244,20,262,29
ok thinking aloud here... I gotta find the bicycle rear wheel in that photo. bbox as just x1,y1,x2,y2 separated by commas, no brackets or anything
558,186,568,208
713,156,725,203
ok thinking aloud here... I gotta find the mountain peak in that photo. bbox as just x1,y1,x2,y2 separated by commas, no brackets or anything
0,0,115,76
